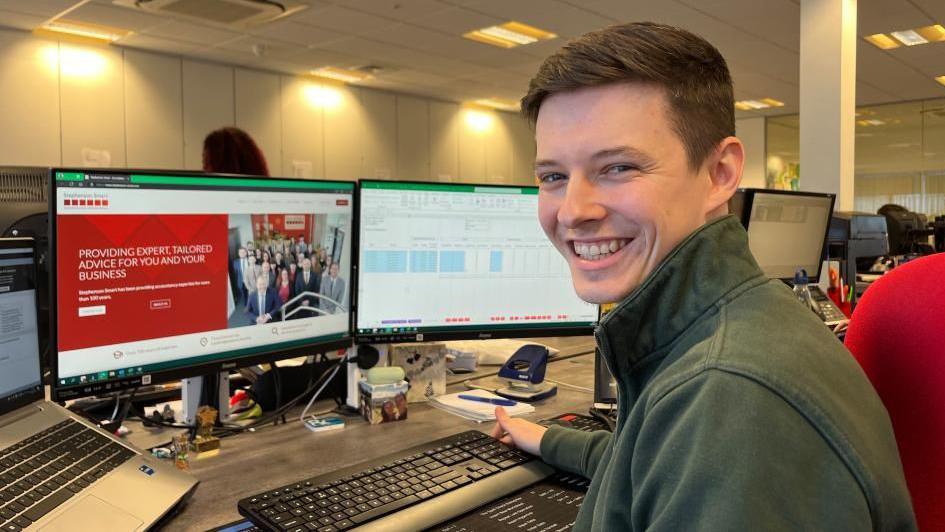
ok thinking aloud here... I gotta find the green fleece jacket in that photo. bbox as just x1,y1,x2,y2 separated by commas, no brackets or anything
540,215,915,531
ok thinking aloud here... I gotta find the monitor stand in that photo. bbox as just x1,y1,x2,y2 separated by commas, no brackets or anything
179,372,230,425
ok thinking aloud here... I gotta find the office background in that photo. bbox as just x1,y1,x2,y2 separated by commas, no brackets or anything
16,0,945,192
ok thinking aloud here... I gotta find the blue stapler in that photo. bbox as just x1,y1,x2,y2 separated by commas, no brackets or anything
495,345,558,402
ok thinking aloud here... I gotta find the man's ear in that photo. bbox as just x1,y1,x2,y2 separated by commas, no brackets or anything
704,136,744,218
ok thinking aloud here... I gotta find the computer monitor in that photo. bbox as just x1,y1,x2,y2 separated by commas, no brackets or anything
1,167,51,370
355,180,598,344
0,238,43,415
593,350,617,410
734,189,835,282
50,169,355,400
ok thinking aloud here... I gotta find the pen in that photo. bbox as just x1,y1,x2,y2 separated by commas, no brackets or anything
457,394,518,407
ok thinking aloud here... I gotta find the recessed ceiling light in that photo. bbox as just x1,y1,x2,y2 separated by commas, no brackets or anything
915,24,945,42
864,33,901,49
473,98,520,111
34,19,130,45
890,29,928,46
734,99,782,111
464,21,556,48
857,119,886,127
935,75,945,87
309,66,372,84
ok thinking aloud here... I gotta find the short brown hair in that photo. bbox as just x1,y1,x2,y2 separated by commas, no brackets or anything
521,22,734,170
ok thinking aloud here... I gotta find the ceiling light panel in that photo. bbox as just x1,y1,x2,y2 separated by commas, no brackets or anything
310,66,372,83
35,19,131,44
463,21,556,48
473,97,520,111
864,33,900,50
890,29,928,46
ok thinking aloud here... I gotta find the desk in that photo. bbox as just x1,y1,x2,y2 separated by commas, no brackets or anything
156,337,597,531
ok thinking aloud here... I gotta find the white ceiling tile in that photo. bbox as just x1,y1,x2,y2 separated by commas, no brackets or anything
410,6,502,34
855,83,900,107
0,0,76,19
367,22,539,68
289,5,396,35
343,0,454,22
142,18,242,47
215,35,305,61
857,41,940,101
279,46,368,70
66,2,165,31
675,0,799,52
246,19,347,47
0,9,45,30
908,0,945,24
890,43,945,78
857,0,933,36
458,0,614,37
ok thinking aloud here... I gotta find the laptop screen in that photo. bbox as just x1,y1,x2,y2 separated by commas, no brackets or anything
0,239,43,416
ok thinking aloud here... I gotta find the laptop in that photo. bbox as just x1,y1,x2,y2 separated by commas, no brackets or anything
0,238,197,531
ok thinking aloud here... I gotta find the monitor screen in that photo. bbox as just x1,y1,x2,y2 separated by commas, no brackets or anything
744,190,834,281
356,181,598,343
0,240,43,415
593,350,617,408
51,170,354,399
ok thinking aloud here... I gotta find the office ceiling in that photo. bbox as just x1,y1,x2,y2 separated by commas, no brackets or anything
0,0,944,117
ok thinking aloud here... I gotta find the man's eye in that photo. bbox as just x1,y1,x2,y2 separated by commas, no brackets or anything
604,164,636,175
538,173,567,184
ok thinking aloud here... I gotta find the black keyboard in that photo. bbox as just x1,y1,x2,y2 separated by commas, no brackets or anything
0,418,136,531
541,412,613,432
238,430,553,532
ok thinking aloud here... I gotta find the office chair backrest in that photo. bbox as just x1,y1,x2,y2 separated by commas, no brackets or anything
844,253,945,530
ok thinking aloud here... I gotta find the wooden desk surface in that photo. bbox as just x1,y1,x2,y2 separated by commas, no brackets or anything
163,337,597,531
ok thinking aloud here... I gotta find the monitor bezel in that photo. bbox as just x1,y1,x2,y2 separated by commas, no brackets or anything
736,188,836,284
48,168,356,401
353,178,598,345
0,237,44,415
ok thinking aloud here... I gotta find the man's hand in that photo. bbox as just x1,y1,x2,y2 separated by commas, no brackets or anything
490,407,548,456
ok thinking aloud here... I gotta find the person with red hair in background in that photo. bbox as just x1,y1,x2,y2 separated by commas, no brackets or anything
202,127,270,176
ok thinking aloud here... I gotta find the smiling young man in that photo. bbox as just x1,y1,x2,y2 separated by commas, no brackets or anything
491,22,916,530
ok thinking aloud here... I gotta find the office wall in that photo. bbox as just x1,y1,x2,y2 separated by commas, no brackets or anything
0,28,536,185
735,117,766,189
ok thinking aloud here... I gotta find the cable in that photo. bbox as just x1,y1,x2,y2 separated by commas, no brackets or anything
588,407,616,432
298,362,342,430
127,404,194,430
546,379,593,394
212,355,347,437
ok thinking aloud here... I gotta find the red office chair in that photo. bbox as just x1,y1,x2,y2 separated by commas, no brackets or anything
844,253,945,531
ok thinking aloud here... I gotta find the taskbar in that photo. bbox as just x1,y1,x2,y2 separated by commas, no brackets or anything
53,332,351,399
354,321,597,344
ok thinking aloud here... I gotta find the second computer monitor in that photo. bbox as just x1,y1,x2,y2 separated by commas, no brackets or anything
356,180,598,343
736,189,835,281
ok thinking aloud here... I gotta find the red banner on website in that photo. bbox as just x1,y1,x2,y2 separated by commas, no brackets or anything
57,214,228,352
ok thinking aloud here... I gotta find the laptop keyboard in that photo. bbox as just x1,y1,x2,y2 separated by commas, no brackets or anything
0,418,136,531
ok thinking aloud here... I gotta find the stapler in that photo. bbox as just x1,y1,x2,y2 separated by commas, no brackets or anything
495,344,557,402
